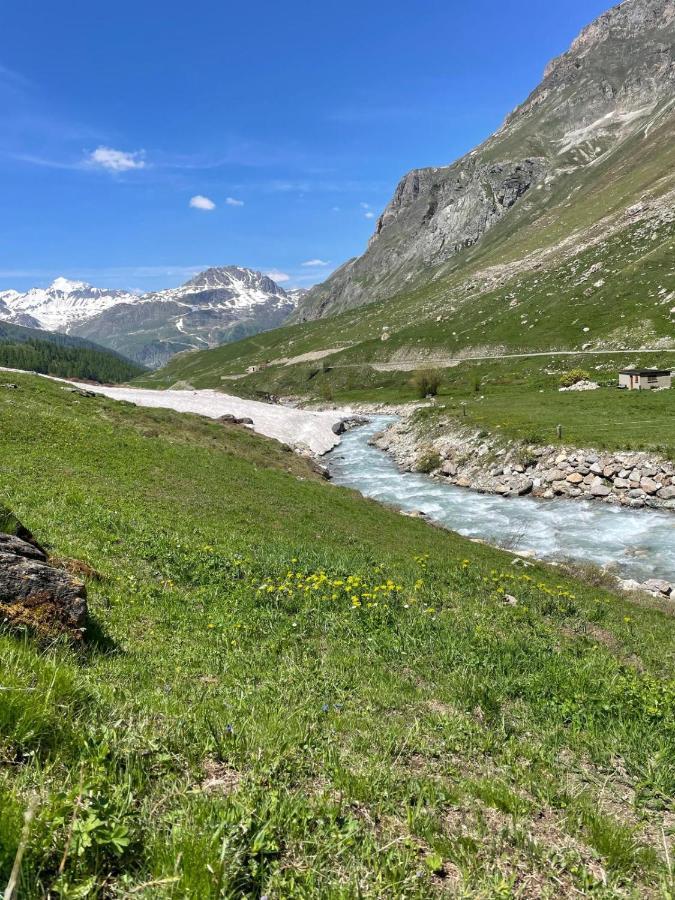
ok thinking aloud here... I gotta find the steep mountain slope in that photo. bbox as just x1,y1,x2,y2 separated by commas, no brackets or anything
0,268,300,369
296,0,675,321
0,321,145,382
144,0,675,399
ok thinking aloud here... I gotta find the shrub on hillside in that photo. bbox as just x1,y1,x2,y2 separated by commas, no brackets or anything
411,369,442,398
559,368,590,387
415,449,442,473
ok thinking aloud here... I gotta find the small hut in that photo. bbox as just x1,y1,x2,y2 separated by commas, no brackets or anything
618,368,672,390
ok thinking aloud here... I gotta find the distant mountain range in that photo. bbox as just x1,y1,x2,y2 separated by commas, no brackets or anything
0,268,305,368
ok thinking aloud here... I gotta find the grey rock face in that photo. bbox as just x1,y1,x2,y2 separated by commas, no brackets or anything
297,0,675,321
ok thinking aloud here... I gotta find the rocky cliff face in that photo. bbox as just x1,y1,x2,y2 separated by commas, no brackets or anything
296,0,675,321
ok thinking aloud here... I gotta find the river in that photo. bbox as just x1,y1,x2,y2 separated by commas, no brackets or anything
328,418,675,583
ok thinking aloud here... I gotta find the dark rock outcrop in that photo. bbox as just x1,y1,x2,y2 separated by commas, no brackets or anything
219,414,254,426
332,416,369,435
0,530,88,640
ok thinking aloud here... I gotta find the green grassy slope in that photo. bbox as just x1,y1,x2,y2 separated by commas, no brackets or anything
0,374,673,896
0,322,145,383
407,358,675,460
140,114,675,403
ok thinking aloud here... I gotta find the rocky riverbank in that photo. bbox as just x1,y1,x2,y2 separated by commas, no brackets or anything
371,418,675,512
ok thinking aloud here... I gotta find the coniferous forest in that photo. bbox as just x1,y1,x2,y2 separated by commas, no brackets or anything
0,323,145,383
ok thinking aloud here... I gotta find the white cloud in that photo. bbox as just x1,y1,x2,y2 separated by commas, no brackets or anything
266,269,290,283
189,195,216,211
360,202,371,209
225,196,244,206
364,211,376,219
0,62,31,88
301,258,330,267
88,146,146,172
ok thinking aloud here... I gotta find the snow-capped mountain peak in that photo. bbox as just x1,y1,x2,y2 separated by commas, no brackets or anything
49,277,92,294
0,265,302,366
160,266,292,310
0,278,137,332
185,265,284,295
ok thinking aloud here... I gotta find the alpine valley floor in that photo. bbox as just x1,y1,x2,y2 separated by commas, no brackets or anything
0,372,674,897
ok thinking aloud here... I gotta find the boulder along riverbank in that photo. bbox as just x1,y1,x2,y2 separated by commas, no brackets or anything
371,416,675,513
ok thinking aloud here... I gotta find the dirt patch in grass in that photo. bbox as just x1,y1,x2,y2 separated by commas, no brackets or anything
51,556,103,581
443,801,608,898
560,623,646,672
200,759,241,795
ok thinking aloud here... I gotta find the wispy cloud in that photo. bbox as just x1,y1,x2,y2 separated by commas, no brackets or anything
301,259,330,267
225,196,244,206
189,195,216,211
2,152,80,170
266,269,290,283
87,146,146,172
364,211,376,219
0,62,32,89
360,202,371,209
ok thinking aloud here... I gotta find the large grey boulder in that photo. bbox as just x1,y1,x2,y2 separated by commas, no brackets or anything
0,532,88,640
590,477,612,497
644,579,672,597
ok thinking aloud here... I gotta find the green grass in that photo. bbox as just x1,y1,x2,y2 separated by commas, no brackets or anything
403,358,675,459
0,374,673,897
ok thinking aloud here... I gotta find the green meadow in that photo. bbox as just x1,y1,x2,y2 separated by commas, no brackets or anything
0,373,673,897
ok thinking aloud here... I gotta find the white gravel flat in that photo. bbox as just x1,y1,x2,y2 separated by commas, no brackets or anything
74,384,346,454
0,367,351,455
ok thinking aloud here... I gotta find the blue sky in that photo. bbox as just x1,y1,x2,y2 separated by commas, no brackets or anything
0,0,611,293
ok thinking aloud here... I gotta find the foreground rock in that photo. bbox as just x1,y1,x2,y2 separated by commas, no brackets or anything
373,419,675,512
0,531,88,640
